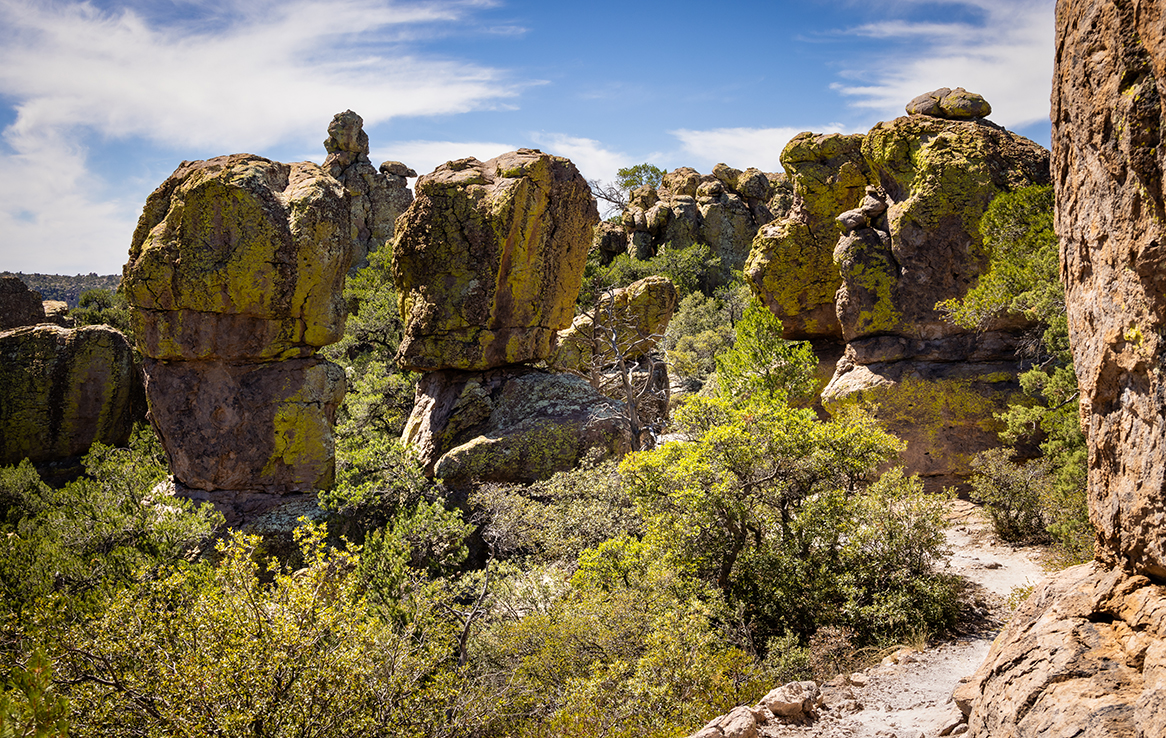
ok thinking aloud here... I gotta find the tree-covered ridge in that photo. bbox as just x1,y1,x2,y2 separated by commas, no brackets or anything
1,272,120,308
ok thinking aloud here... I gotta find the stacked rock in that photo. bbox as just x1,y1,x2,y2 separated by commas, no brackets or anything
393,149,634,487
122,149,351,510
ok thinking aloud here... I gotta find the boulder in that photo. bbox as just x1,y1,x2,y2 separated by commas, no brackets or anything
964,3,1166,734
42,300,71,327
0,324,143,464
392,149,599,371
322,110,415,271
592,220,628,265
401,367,631,488
0,275,46,330
906,87,992,120
759,681,819,718
551,275,679,372
143,357,344,493
123,153,352,361
745,132,869,340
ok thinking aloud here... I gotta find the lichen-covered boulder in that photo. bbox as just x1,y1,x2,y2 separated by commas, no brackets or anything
906,87,992,119
401,367,631,487
143,357,344,492
0,324,143,464
745,133,869,340
123,153,352,361
393,149,599,371
551,276,679,372
322,110,415,271
42,300,71,327
0,276,46,330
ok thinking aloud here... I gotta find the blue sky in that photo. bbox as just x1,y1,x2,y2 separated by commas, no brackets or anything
0,0,1055,275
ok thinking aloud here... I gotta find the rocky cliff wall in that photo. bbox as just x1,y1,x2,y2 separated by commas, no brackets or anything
959,2,1166,735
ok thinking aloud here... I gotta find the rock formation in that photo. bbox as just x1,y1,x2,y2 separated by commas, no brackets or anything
745,92,1050,490
905,87,992,119
393,150,599,372
0,324,143,465
958,3,1166,735
618,164,793,286
394,149,635,484
322,110,415,271
1,275,46,330
123,146,352,505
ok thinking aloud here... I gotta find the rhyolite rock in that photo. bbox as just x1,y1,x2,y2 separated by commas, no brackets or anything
1,275,46,330
551,275,679,372
401,367,631,488
393,149,599,372
905,87,992,119
961,2,1166,734
124,153,352,362
42,300,71,327
0,324,143,464
322,110,415,271
617,164,792,288
124,122,359,505
745,133,869,341
745,98,1049,491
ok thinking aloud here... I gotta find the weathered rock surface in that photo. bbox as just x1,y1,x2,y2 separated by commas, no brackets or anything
959,563,1166,737
1,275,46,330
964,3,1166,734
322,110,415,271
401,367,631,488
393,149,599,372
124,153,352,361
618,164,793,288
124,124,357,503
0,324,143,464
551,275,679,372
41,300,71,327
143,357,344,493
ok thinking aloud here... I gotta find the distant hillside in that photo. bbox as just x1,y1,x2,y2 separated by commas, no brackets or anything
2,272,121,308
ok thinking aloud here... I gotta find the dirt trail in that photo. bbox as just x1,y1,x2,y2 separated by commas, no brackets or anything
761,499,1048,738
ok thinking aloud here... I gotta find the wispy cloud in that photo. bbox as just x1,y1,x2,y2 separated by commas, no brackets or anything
669,125,852,173
833,0,1054,129
527,133,633,184
0,0,525,272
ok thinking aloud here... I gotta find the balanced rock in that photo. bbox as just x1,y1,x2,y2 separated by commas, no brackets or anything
1,275,46,330
123,136,355,500
963,3,1166,734
551,275,679,372
906,87,992,119
401,367,631,488
322,110,415,271
393,149,599,372
0,324,143,464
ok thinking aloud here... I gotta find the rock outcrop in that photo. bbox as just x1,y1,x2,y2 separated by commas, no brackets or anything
619,164,793,286
1,275,46,330
960,3,1166,734
123,142,353,502
744,92,1049,490
322,110,415,271
905,87,992,119
402,368,630,488
0,324,143,465
393,149,599,372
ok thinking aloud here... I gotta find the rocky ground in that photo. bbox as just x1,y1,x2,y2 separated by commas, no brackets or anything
768,500,1047,738
700,499,1050,738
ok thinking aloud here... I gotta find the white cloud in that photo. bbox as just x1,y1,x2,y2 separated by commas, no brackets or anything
372,139,517,177
668,125,852,173
527,133,632,184
833,0,1054,129
0,0,527,273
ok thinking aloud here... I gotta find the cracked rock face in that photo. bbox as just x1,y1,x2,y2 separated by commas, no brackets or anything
123,142,355,500
392,149,599,372
962,2,1166,734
